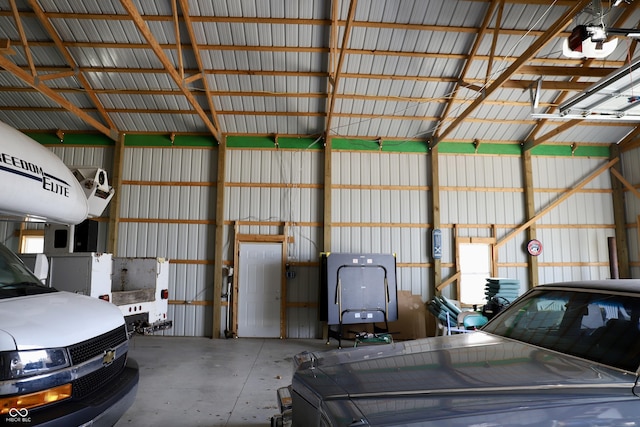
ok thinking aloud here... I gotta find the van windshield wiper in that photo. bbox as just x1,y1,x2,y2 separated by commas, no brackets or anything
0,282,56,298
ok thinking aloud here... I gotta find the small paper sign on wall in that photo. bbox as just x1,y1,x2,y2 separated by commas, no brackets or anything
432,229,442,260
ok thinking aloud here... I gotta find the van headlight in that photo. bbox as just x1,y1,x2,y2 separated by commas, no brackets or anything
2,349,70,379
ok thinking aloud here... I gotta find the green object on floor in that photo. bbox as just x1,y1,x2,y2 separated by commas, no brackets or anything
354,332,393,347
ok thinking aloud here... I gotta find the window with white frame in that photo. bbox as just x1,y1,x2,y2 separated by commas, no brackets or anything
458,241,493,306
20,232,44,254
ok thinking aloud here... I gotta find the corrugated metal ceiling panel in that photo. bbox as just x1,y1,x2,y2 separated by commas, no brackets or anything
0,0,638,146
0,109,100,130
83,71,176,91
36,0,124,14
541,123,636,144
1,90,58,108
66,46,166,69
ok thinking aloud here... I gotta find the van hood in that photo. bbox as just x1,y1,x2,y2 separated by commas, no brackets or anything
0,291,125,351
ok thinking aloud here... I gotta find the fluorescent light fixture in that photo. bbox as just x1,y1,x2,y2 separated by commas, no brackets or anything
558,55,640,119
532,113,640,121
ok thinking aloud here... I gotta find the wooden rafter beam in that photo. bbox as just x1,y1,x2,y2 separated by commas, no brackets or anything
172,0,184,81
178,0,221,135
611,168,640,200
617,126,640,151
462,78,593,92
329,0,339,85
436,270,461,292
184,72,202,85
325,0,358,135
119,0,221,141
9,0,36,77
437,0,501,138
0,55,117,139
503,80,591,91
26,0,118,132
517,65,616,78
36,70,77,81
486,0,504,85
433,0,591,145
523,119,582,150
0,39,11,54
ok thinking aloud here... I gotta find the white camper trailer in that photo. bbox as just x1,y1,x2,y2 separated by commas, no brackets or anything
0,120,138,426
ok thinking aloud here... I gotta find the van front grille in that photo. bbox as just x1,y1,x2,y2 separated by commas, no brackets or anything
68,325,128,364
72,355,127,399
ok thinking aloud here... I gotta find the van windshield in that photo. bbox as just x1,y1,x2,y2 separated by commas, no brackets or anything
0,243,55,299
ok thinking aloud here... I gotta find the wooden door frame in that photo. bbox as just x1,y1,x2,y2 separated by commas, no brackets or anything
232,227,288,338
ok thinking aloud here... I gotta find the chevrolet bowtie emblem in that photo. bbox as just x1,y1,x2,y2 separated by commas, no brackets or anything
102,349,116,366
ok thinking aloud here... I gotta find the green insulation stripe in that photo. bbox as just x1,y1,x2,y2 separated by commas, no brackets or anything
224,137,610,156
438,142,522,155
226,136,427,152
27,132,114,146
278,137,324,150
332,138,379,151
382,140,429,153
124,134,216,147
439,142,609,157
226,135,274,148
331,138,429,153
226,135,322,149
26,131,610,158
530,144,610,158
29,132,217,147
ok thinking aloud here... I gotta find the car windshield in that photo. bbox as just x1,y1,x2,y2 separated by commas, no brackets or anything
482,288,640,372
0,243,54,299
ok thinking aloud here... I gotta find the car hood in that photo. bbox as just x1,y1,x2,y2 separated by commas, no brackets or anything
293,333,640,425
0,291,125,351
301,333,638,395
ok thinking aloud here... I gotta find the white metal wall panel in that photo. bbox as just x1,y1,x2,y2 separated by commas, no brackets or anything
532,156,616,284
161,263,213,337
621,147,640,279
119,146,217,337
286,266,320,338
331,151,432,301
442,153,521,186
48,146,114,172
117,223,213,259
287,307,321,339
225,186,322,227
225,148,323,337
25,142,632,338
440,154,527,291
119,185,212,221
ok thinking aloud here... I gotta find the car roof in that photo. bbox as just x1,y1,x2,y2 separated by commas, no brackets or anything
537,280,640,294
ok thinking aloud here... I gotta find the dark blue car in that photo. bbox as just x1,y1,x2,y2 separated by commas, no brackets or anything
274,280,640,426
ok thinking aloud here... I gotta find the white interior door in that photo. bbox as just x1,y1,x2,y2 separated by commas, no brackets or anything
237,242,282,337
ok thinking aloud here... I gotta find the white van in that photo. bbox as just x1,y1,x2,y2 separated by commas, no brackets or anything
0,242,138,426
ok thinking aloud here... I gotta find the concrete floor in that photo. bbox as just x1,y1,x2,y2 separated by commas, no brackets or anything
114,336,331,427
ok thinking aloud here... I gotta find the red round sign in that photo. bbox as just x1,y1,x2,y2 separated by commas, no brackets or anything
527,239,543,256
